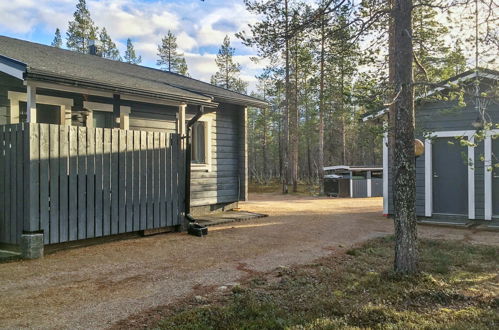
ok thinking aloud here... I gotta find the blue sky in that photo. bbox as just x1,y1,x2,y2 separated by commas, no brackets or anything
0,0,268,90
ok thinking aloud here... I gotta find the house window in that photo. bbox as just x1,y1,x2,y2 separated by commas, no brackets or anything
93,110,114,128
19,102,60,124
191,121,206,164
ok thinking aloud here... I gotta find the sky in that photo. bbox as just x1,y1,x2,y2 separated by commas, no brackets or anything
0,0,268,91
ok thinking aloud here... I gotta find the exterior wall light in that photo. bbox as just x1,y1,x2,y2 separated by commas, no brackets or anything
414,139,425,158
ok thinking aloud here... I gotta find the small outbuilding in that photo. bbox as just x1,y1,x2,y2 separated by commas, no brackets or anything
364,68,499,221
323,165,383,198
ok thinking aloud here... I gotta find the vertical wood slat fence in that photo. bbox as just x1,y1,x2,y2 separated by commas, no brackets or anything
0,123,184,245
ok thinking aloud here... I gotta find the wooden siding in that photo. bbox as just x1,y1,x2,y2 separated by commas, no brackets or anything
189,103,245,207
0,74,246,211
0,123,183,245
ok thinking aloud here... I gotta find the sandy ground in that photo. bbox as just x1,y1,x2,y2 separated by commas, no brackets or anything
1,194,497,329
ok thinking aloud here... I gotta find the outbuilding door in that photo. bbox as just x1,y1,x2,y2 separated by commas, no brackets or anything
493,139,499,217
432,137,468,215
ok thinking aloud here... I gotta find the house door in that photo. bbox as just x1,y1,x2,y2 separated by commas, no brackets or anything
432,137,468,215
493,139,499,217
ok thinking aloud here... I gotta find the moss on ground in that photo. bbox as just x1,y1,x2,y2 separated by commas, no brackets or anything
156,237,498,330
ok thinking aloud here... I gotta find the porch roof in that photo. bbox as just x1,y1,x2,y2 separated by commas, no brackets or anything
0,35,268,108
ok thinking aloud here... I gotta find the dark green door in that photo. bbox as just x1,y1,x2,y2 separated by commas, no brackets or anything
432,137,468,215
493,139,499,217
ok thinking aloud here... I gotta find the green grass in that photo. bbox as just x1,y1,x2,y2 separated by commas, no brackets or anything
156,237,498,330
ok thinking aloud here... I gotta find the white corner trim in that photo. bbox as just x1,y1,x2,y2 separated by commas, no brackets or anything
484,135,492,220
424,139,433,217
382,133,389,214
367,171,372,198
83,101,131,114
349,172,353,198
8,90,74,107
484,129,499,221
425,130,476,220
0,62,25,80
468,135,475,220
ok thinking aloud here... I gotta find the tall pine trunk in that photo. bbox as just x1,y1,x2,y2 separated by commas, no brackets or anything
282,0,290,194
390,0,418,274
291,34,299,192
318,16,325,194
262,108,268,183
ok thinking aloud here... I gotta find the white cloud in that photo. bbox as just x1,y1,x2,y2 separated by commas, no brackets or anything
177,32,198,52
0,0,73,34
0,0,267,92
195,3,257,47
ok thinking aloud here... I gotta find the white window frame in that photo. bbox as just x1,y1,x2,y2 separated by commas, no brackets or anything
187,113,212,172
7,91,73,124
83,101,131,129
424,130,475,219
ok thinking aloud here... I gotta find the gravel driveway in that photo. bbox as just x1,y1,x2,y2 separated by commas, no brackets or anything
1,194,497,329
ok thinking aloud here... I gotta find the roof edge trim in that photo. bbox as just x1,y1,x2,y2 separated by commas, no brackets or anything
0,55,26,80
26,70,218,107
362,69,499,122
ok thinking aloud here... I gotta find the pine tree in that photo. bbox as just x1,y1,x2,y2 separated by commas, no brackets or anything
99,28,121,60
51,28,63,48
66,0,98,53
124,38,142,64
178,57,189,77
157,31,188,75
210,36,248,93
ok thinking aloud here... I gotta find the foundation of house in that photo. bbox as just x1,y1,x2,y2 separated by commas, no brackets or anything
20,233,44,259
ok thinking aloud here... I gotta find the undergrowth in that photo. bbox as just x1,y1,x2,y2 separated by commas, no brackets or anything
156,237,498,330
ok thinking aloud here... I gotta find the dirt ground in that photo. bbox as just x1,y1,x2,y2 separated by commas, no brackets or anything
1,194,497,329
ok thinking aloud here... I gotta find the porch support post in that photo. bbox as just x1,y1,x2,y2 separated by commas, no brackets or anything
59,106,68,125
178,103,186,137
26,83,37,123
8,97,20,124
177,103,187,229
120,107,131,130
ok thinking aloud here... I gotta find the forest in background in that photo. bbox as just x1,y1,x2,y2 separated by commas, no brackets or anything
242,0,497,190
51,0,498,193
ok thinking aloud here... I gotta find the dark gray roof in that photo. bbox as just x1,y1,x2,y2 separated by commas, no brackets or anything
363,68,499,121
0,35,267,108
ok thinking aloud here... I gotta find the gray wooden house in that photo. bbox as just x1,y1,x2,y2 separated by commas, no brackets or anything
0,35,266,252
365,68,499,221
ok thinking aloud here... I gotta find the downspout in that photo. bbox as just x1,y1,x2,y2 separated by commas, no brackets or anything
184,106,206,235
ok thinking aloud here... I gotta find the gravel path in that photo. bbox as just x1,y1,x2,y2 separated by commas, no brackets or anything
0,194,497,329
